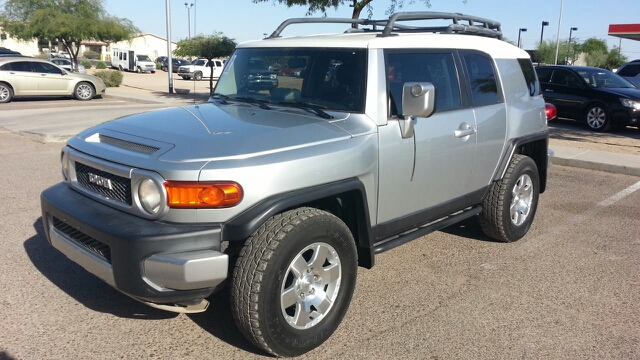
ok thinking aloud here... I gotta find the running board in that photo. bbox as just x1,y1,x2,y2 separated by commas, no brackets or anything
373,206,482,254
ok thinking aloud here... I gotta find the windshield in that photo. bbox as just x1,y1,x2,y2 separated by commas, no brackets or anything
577,68,635,89
214,48,367,112
137,55,152,62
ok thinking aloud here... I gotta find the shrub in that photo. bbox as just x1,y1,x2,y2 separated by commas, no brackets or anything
83,50,100,60
156,62,162,70
95,61,107,69
93,70,123,87
80,60,92,69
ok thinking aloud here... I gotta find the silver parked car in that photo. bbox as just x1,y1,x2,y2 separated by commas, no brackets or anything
49,58,87,74
0,56,105,103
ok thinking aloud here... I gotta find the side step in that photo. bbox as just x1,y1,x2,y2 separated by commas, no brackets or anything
373,206,482,254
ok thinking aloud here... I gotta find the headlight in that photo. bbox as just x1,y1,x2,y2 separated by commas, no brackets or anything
270,74,277,80
138,178,163,214
620,98,640,110
61,151,70,181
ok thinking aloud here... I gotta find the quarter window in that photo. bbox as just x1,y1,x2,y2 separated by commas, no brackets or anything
517,58,539,96
462,54,499,106
386,52,461,116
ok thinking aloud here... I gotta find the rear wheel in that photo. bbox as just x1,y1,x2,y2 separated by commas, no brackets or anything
585,103,611,132
480,154,540,242
0,83,13,103
74,82,95,101
231,207,357,357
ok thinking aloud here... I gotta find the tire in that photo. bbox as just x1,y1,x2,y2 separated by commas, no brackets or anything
0,83,13,103
480,154,539,242
585,103,611,132
118,65,123,71
194,71,203,81
151,71,155,74
74,82,95,101
231,207,358,357
182,76,190,80
136,67,142,74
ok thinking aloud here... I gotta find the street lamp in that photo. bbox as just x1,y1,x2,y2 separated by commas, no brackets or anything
568,26,578,64
540,21,549,45
184,2,194,39
518,28,527,49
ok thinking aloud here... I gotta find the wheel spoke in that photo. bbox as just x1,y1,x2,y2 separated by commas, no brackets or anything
321,262,340,284
293,304,311,327
309,244,329,269
289,255,308,278
281,285,298,308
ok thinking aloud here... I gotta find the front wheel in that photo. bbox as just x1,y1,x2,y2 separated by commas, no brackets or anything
585,103,611,132
0,83,13,103
194,71,203,81
74,82,95,101
480,154,540,242
231,207,358,357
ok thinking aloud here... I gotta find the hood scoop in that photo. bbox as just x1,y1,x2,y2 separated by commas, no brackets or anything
93,133,160,155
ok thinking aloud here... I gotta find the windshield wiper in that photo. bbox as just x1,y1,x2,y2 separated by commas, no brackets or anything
210,93,230,104
276,101,334,119
230,96,272,110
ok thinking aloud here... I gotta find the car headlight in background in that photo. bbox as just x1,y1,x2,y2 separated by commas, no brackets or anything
620,98,640,110
138,178,163,214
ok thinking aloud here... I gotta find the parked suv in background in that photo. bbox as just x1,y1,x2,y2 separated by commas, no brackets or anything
40,12,551,357
616,59,640,88
177,58,224,80
536,65,640,131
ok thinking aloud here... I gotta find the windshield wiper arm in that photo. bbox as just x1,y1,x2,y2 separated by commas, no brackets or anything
276,101,334,119
210,93,230,104
231,96,272,110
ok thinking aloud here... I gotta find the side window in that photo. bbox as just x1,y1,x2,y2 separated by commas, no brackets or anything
386,52,461,116
462,54,499,107
536,68,552,83
32,62,62,74
9,61,32,72
551,69,581,87
0,63,10,71
517,58,539,96
618,64,640,77
215,61,222,67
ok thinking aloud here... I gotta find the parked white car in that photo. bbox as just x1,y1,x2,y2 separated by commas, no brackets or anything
49,58,87,74
177,58,224,80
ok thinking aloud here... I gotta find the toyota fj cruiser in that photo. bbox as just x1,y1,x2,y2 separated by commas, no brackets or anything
41,12,552,357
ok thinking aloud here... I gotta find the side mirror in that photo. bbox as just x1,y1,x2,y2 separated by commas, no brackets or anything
398,82,436,139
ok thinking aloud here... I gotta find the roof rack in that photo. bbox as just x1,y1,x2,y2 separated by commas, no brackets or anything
267,11,502,40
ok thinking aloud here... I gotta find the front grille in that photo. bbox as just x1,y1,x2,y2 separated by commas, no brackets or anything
98,134,159,154
75,162,132,205
52,217,112,264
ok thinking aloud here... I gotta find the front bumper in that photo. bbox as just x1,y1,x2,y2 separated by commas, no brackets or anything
41,183,228,311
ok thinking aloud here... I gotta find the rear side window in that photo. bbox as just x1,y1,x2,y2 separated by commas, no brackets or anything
536,68,552,83
386,52,461,116
518,58,539,96
462,54,499,107
618,63,640,77
8,61,32,72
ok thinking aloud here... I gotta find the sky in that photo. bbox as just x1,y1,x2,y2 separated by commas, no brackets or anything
103,0,640,60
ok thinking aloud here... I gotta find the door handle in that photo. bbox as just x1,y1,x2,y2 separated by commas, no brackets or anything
454,125,476,138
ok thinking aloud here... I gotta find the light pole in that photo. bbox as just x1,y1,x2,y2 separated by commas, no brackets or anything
518,28,527,49
184,2,194,39
568,26,577,64
554,0,564,64
540,21,549,45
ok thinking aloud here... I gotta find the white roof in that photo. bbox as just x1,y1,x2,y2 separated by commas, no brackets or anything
238,32,529,60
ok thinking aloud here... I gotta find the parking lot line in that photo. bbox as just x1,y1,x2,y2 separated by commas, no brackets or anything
598,180,640,206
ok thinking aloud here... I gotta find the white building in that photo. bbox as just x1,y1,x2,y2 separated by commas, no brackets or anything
107,33,177,62
0,29,38,56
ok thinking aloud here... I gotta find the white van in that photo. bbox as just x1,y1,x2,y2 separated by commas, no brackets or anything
111,48,156,73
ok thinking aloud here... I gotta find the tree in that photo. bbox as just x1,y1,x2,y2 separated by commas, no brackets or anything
173,33,237,94
0,0,138,71
578,38,627,70
252,0,442,20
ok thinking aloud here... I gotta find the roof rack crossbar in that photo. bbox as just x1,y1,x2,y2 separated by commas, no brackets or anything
267,11,502,40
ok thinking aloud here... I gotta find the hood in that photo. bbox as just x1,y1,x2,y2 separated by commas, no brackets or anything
599,87,640,99
76,102,353,163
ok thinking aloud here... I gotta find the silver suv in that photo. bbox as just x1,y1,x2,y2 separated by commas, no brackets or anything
41,12,552,357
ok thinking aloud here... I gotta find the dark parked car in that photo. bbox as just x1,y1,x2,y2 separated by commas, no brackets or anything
162,57,190,72
241,57,278,92
616,59,640,88
536,65,640,131
155,56,167,68
0,47,22,57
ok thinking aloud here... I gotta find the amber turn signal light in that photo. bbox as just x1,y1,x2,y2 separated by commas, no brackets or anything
165,181,243,208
